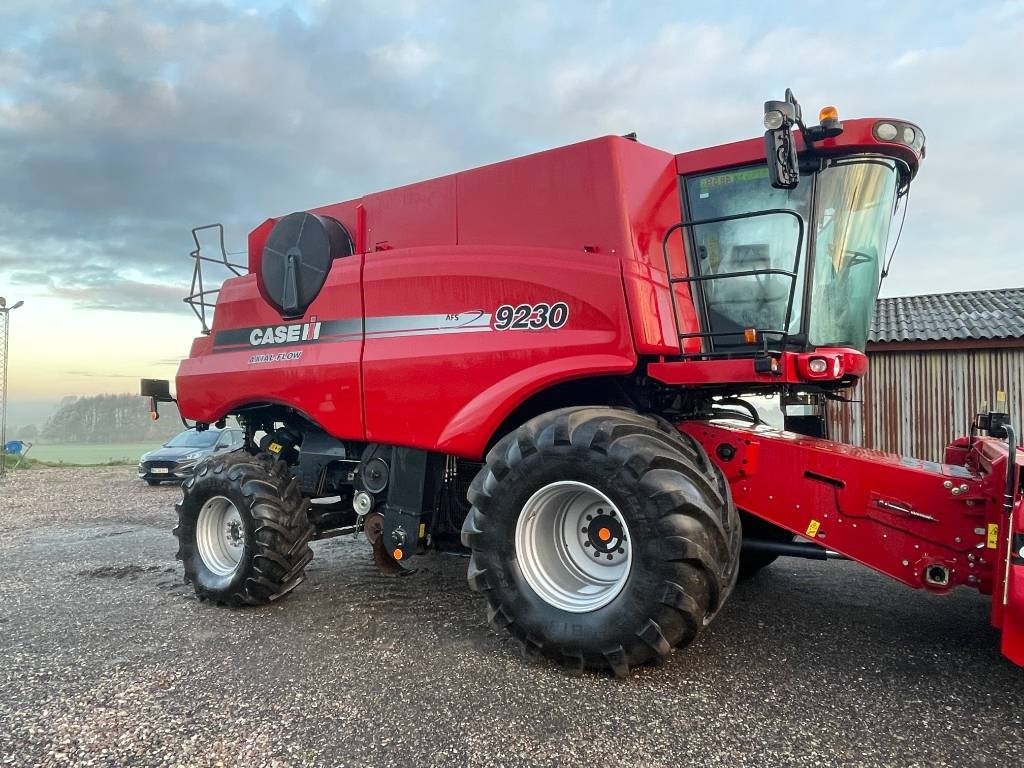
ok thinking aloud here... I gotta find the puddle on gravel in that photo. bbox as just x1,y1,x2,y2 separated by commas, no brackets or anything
78,564,170,580
81,528,138,540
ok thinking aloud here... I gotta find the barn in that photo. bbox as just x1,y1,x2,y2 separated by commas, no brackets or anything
829,287,1024,461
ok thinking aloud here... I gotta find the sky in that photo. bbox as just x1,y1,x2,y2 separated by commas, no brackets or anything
1,0,1023,404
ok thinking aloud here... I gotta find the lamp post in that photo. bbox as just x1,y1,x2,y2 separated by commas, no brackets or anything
0,297,25,478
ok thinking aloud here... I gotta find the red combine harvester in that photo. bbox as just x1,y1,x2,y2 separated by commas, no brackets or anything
144,91,1024,675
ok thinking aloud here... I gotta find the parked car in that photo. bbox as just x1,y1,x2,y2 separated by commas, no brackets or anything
138,427,244,485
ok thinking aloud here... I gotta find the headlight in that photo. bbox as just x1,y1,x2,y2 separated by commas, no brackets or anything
808,357,829,375
874,122,898,141
873,120,925,152
180,452,202,461
763,110,785,130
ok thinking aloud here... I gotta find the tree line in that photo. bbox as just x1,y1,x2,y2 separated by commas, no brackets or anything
33,393,182,444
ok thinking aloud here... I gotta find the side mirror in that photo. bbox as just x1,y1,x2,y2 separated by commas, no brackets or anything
141,378,171,399
141,378,173,421
763,99,799,189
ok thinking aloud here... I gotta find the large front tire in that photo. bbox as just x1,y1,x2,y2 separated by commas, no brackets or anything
174,451,314,606
462,407,740,676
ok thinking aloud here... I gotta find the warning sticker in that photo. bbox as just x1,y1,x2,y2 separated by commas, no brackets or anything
987,523,999,549
805,519,821,538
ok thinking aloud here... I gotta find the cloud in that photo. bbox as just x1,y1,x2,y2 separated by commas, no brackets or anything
48,278,184,314
0,0,1021,320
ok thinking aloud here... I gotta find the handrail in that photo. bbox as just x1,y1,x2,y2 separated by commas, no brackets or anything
185,224,248,334
661,208,806,355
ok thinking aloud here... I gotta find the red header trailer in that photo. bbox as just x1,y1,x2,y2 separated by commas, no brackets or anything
146,91,1023,675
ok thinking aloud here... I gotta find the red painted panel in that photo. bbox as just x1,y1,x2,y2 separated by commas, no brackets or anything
681,421,1007,593
177,259,365,439
611,139,699,354
1001,495,1024,665
456,137,629,252
361,245,636,457
361,175,456,251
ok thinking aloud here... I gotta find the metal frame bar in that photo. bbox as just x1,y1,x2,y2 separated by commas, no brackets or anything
185,224,248,334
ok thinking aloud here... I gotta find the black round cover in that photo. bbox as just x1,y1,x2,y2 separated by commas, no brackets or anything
260,212,353,318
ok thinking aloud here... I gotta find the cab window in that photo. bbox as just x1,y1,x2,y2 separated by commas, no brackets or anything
684,165,810,348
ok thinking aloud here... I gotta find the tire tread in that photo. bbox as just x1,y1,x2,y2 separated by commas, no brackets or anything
174,450,314,607
462,407,740,676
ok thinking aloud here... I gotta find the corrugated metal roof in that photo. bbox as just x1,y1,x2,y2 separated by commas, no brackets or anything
870,287,1024,343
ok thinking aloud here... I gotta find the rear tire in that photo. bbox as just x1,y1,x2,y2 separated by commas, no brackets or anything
462,407,740,676
174,450,314,606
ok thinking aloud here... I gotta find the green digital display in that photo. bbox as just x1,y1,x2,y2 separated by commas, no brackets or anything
698,166,770,190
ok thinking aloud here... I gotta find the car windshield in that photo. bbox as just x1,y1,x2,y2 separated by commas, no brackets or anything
164,430,220,448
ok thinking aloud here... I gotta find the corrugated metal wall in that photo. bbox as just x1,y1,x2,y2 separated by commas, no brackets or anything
828,347,1024,461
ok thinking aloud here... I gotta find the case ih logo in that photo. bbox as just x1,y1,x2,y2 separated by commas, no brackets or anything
249,317,322,346
212,317,359,351
212,311,505,353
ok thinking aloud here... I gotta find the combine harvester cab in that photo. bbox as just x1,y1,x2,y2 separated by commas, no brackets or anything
144,90,1023,675
646,92,1024,665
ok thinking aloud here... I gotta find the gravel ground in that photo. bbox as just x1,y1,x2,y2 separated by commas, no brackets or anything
0,467,1022,768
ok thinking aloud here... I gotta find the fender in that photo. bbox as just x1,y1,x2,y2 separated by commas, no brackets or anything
435,353,637,458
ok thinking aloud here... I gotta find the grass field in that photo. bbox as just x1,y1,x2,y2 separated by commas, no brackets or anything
20,443,155,466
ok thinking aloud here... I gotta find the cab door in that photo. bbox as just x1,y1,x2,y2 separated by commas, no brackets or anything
682,165,810,350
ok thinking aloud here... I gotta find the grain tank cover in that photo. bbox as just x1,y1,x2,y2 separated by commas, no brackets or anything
260,211,353,318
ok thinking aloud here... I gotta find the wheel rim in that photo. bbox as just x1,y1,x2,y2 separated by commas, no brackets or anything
515,481,632,613
196,495,246,577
